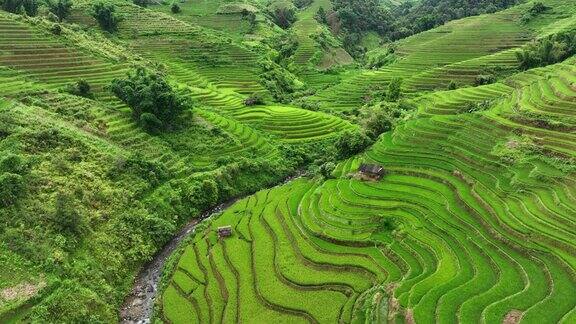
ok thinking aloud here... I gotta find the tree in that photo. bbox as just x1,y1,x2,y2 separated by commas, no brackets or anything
22,0,38,16
269,5,297,29
46,0,72,22
315,6,327,24
52,192,87,237
386,77,403,101
133,0,147,8
67,79,93,98
244,92,264,106
171,3,180,14
92,2,120,33
1,0,23,13
361,106,393,140
0,173,25,207
110,68,189,132
336,130,371,158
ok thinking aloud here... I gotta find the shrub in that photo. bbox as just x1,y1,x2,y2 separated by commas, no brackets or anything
46,0,72,22
0,173,25,207
110,68,189,132
268,3,297,29
386,77,403,101
447,80,457,90
52,192,87,237
92,2,120,33
140,112,163,134
521,2,550,23
318,161,335,179
22,0,38,16
67,80,93,99
315,6,327,24
258,59,303,103
133,0,147,8
1,0,23,13
336,129,371,158
0,153,27,174
171,3,180,14
50,23,62,35
474,74,496,86
293,0,312,9
516,30,576,70
244,92,265,106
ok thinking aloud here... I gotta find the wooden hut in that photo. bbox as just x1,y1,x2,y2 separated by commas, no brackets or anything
358,163,386,180
217,226,232,239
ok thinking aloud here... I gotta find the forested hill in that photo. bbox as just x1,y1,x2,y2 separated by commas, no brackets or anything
0,0,575,323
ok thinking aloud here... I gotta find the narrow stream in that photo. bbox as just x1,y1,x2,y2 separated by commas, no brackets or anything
119,198,235,324
119,172,304,323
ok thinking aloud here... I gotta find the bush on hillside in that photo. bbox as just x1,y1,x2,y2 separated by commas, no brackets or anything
0,153,28,174
521,2,550,23
50,23,62,35
315,6,327,24
474,74,496,86
51,191,88,238
21,0,37,16
516,30,576,70
110,68,189,132
171,3,181,14
244,92,265,106
92,2,121,33
0,173,25,207
359,100,416,140
2,0,39,16
1,0,22,13
66,80,93,99
336,129,372,158
46,0,72,22
133,0,147,8
293,0,312,9
386,77,403,101
258,59,303,103
268,3,297,29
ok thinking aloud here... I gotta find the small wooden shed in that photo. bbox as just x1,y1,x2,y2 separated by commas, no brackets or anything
217,226,232,239
358,163,386,180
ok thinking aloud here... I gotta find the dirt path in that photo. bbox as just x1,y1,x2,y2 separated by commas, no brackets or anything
119,172,304,323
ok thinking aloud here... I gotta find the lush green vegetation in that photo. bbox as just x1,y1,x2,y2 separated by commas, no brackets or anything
0,0,575,323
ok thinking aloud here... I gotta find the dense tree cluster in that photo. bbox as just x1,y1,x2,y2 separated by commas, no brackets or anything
46,0,72,22
516,30,576,70
1,0,39,16
389,0,518,40
330,0,519,55
332,0,392,35
110,68,189,133
267,1,297,29
92,2,121,33
0,153,28,207
293,0,312,9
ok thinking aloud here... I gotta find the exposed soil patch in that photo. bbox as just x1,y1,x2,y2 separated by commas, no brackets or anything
0,280,46,304
405,308,415,324
503,309,524,324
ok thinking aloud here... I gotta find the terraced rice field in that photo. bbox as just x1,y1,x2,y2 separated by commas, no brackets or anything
159,55,576,323
309,5,533,112
232,105,357,142
0,12,126,94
